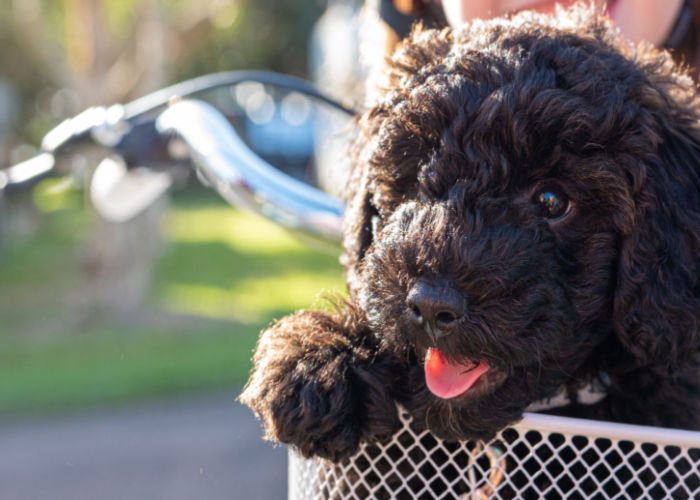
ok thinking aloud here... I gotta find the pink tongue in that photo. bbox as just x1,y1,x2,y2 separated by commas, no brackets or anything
424,348,490,399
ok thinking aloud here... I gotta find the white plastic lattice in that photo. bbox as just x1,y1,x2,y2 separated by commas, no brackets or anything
288,410,700,499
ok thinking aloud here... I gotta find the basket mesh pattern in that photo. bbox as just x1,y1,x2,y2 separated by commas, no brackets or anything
288,409,700,499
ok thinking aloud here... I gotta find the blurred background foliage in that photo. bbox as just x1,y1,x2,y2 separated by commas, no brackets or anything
0,0,325,158
0,0,351,415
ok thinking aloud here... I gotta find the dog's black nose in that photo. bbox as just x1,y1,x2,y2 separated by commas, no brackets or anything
406,281,466,341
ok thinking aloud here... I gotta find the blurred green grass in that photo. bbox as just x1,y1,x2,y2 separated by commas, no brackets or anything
0,190,345,415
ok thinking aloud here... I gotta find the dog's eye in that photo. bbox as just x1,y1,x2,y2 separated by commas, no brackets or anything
533,188,569,219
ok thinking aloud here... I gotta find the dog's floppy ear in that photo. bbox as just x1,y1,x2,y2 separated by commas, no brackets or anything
613,108,700,366
341,164,377,298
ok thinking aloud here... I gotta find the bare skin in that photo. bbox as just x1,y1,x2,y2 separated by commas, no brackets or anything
440,0,684,45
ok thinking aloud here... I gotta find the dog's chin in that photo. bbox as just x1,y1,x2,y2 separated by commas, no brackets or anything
414,392,526,442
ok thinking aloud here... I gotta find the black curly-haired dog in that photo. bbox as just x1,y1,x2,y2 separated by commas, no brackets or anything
241,5,699,462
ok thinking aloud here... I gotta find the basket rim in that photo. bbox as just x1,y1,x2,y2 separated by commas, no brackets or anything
515,412,700,448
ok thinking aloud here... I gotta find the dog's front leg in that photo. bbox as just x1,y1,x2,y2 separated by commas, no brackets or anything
239,303,401,461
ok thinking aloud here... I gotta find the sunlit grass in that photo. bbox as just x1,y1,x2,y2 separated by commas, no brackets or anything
161,274,341,323
154,195,345,321
0,190,346,415
31,176,83,213
0,322,259,415
164,206,306,254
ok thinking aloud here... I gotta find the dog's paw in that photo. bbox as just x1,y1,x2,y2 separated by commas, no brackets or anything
263,352,363,460
239,310,400,461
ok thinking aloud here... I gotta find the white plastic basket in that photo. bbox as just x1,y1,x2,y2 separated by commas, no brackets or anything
288,409,700,499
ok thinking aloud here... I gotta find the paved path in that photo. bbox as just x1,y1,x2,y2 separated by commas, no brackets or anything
0,391,287,500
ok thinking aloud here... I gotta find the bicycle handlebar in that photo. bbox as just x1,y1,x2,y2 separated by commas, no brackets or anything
2,71,351,251
157,99,344,251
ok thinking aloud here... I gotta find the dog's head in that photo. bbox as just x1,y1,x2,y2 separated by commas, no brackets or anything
342,6,700,439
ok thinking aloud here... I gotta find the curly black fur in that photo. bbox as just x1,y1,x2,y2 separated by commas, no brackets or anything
241,4,700,461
